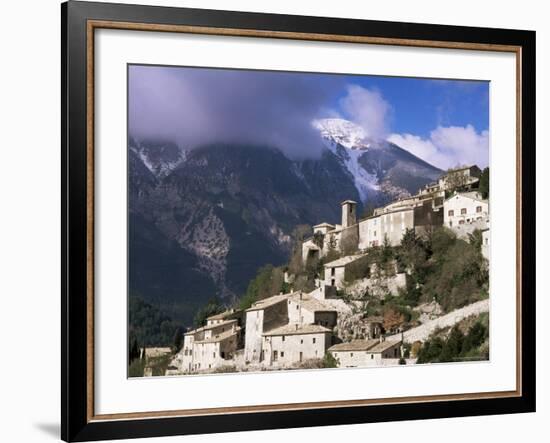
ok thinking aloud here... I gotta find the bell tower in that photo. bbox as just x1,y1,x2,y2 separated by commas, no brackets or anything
341,200,357,228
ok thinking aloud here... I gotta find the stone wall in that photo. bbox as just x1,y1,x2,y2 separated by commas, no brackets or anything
388,299,490,343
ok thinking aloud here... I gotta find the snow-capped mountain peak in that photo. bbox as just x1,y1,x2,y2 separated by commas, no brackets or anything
313,118,378,201
312,118,370,150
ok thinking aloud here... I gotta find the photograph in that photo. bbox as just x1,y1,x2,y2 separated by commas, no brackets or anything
127,65,491,377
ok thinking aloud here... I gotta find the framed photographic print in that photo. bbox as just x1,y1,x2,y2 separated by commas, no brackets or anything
61,1,536,441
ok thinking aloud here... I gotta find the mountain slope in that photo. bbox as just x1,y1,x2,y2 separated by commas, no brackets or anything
314,118,442,202
128,119,443,325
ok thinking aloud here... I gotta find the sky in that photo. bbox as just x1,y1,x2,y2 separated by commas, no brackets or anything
129,64,489,169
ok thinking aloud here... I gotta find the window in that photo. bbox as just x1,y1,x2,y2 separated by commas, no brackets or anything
459,220,465,225
476,206,482,213
273,351,278,361
371,354,374,359
280,351,285,357
461,208,467,215
282,335,285,342
374,230,377,236
213,352,216,358
331,267,335,276
448,209,454,216
331,278,335,286
313,338,316,344
296,305,299,309
350,353,354,357
300,339,303,344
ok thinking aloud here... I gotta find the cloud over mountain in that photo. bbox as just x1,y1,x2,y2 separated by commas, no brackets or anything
388,125,489,170
339,85,393,139
129,65,344,159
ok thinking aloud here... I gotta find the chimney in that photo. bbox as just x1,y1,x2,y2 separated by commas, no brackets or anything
341,200,357,229
379,335,385,343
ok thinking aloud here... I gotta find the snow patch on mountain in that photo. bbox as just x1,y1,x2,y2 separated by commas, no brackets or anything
313,118,380,202
129,140,188,178
313,118,369,149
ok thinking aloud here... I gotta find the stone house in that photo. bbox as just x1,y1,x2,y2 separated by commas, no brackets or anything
301,200,358,263
244,292,294,363
261,323,333,367
323,254,369,289
438,165,482,191
358,199,443,249
328,338,402,368
178,319,241,373
205,308,244,327
443,191,489,233
287,291,338,328
358,208,415,248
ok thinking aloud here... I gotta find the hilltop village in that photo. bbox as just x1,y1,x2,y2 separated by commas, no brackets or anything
157,165,490,375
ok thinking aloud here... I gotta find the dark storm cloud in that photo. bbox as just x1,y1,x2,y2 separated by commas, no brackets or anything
128,65,345,159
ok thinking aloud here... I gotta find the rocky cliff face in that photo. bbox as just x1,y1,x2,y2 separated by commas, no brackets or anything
129,120,442,324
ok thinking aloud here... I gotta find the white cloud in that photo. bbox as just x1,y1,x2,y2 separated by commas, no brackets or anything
388,125,489,170
339,85,392,139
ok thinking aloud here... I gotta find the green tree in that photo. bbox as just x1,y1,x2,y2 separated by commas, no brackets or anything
238,265,285,310
468,229,483,252
173,327,183,352
322,352,339,368
416,336,445,363
194,298,225,328
479,167,489,199
439,326,464,362
462,321,487,354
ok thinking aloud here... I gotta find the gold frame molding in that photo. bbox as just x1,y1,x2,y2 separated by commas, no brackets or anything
85,19,523,423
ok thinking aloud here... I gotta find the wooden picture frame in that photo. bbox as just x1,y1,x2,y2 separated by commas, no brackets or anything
61,1,536,441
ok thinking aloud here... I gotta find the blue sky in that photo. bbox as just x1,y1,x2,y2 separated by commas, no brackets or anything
332,75,489,139
129,65,489,169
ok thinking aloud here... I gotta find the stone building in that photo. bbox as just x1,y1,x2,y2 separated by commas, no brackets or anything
244,292,292,363
443,191,489,235
302,165,481,262
328,338,402,368
205,308,244,327
323,254,369,289
358,198,444,249
177,318,241,373
287,291,338,328
301,200,359,263
438,165,482,191
261,323,333,367
358,208,415,248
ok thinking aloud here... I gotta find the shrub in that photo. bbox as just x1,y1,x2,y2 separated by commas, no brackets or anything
322,352,339,368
